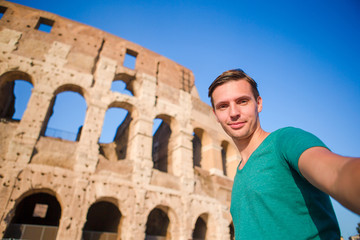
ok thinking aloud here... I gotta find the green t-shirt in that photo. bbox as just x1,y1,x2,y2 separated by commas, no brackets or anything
230,127,340,239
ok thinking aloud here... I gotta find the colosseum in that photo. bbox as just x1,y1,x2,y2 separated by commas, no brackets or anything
0,1,241,239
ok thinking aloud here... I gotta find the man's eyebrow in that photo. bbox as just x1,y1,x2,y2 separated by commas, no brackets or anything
214,100,228,108
235,95,251,100
214,95,252,105
215,100,227,105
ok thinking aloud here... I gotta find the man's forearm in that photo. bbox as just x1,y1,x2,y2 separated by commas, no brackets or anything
299,147,360,215
332,157,360,215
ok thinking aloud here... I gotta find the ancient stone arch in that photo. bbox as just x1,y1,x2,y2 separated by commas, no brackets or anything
113,73,136,96
144,205,178,240
220,139,241,179
0,1,238,239
0,71,34,88
192,213,208,240
82,199,121,240
41,84,87,140
4,191,62,240
0,71,34,120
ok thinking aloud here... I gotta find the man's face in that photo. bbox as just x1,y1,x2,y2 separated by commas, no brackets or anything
212,80,263,141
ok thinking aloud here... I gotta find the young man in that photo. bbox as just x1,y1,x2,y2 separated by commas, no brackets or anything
208,69,360,239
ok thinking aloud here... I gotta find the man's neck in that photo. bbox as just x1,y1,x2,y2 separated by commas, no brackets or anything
234,127,269,164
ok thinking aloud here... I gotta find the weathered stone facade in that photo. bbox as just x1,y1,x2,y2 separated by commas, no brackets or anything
0,1,241,239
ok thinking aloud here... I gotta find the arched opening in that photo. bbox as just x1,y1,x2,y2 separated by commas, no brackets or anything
0,6,7,20
229,222,235,240
0,71,33,121
221,141,229,176
221,141,238,179
82,201,121,240
42,90,87,141
99,107,131,160
192,214,207,240
12,80,33,120
145,208,170,240
113,67,136,97
152,117,172,173
192,128,203,168
4,192,61,240
111,79,133,96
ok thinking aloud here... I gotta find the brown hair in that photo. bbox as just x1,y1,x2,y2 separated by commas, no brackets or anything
208,69,260,108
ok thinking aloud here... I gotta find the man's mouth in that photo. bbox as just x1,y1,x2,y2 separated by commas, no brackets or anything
228,121,245,129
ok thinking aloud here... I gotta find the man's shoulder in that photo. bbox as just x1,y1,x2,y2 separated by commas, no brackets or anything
272,126,305,135
270,127,315,145
271,127,326,150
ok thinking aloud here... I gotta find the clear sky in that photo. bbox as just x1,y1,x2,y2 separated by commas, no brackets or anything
8,0,360,238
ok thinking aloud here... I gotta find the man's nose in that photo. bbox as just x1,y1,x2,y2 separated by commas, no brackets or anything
229,103,240,118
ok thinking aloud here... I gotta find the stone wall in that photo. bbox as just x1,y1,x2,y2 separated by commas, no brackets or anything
0,1,240,239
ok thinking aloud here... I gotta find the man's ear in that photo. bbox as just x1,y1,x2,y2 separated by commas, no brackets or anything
257,96,263,113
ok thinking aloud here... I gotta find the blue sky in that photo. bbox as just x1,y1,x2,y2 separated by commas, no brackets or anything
8,0,360,238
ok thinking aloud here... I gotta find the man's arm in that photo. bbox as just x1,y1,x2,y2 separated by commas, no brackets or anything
299,147,360,215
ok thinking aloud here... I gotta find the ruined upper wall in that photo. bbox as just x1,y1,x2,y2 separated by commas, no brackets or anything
0,0,238,178
0,0,195,93
0,2,240,239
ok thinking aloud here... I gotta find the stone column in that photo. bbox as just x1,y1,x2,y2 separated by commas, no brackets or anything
74,100,106,172
56,178,89,240
207,204,224,240
170,90,195,193
123,189,147,240
93,56,117,91
127,73,157,185
73,56,117,173
124,73,156,240
202,141,224,176
226,154,241,180
0,169,18,237
5,87,53,165
179,195,193,240
170,129,194,192
127,116,154,185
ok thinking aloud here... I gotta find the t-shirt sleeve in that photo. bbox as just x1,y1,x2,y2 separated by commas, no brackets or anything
277,127,329,175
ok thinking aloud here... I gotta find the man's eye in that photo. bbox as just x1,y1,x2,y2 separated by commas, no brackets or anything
218,104,227,109
238,99,248,105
